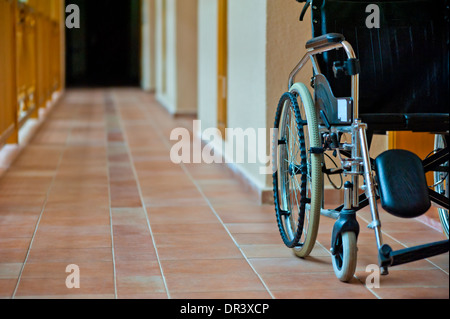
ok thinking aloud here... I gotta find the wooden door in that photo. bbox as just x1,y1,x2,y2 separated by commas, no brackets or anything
217,0,227,138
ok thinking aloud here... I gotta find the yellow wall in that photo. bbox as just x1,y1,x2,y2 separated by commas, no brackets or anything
0,0,18,145
0,0,64,148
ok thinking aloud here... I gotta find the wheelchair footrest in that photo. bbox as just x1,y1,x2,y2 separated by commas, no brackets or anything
379,240,450,268
375,150,431,218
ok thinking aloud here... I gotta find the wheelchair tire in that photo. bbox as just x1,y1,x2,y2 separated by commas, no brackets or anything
434,134,449,238
273,82,323,257
331,231,357,283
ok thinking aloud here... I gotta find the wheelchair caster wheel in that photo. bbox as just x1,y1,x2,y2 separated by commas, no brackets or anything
332,231,357,282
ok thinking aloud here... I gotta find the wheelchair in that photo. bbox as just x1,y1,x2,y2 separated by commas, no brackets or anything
273,0,449,282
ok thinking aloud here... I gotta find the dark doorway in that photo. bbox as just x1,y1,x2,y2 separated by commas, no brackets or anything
65,0,141,87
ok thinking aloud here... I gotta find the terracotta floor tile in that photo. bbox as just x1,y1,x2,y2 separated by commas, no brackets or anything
164,272,267,294
0,279,17,298
26,248,113,263
0,176,53,196
113,245,158,262
31,226,112,249
426,253,449,271
108,164,136,182
213,204,275,224
225,222,280,235
116,275,167,295
0,225,37,238
21,261,114,279
0,249,28,263
156,240,242,261
144,194,209,208
161,258,254,276
249,256,334,274
11,147,62,170
111,207,148,225
232,232,284,245
115,260,162,277
112,233,154,250
262,271,364,291
118,293,168,299
170,291,272,299
384,230,448,246
151,222,228,235
241,244,330,259
112,224,150,237
272,288,377,299
14,294,116,299
147,206,219,225
15,277,115,297
0,195,46,210
38,214,111,228
0,238,32,250
372,287,449,299
0,263,22,279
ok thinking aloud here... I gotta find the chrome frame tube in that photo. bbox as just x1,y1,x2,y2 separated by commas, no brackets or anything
351,123,360,208
341,41,360,121
288,43,341,89
358,123,384,249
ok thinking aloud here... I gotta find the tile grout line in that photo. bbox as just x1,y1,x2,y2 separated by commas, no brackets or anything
108,91,171,299
134,100,275,299
104,92,118,299
11,102,75,299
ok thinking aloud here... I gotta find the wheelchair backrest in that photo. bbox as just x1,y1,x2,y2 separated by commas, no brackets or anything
310,0,449,115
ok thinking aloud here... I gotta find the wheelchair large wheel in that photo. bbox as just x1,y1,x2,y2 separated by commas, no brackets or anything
331,231,357,282
273,82,323,257
434,134,449,238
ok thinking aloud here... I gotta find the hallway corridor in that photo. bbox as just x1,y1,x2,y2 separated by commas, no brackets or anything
0,89,448,299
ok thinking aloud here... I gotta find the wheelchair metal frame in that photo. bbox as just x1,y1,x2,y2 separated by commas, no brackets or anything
288,37,449,275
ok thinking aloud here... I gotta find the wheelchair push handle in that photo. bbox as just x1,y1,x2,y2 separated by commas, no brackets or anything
296,0,312,21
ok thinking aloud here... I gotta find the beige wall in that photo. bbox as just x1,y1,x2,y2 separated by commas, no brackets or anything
155,0,174,111
155,0,198,115
225,0,268,189
141,0,156,91
176,0,198,114
197,0,218,131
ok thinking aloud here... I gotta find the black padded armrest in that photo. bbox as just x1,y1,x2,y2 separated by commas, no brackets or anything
305,33,345,50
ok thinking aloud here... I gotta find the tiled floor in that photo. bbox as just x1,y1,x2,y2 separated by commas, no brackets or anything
0,88,448,299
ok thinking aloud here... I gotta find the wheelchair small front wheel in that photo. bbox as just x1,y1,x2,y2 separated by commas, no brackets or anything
331,231,357,282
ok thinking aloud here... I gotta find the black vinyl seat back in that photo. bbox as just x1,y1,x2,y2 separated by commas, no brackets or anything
310,0,449,131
